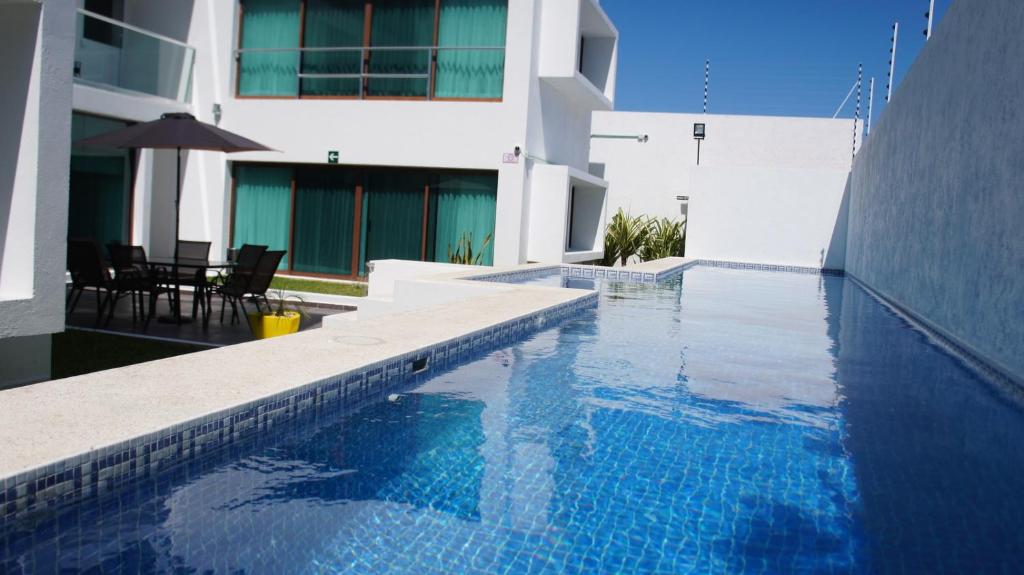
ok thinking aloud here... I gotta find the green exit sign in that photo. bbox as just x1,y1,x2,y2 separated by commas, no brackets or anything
327,150,339,164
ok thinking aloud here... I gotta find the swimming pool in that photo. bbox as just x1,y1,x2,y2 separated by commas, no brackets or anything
2,266,1022,573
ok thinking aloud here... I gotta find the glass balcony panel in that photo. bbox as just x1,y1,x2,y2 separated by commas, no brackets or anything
74,10,196,103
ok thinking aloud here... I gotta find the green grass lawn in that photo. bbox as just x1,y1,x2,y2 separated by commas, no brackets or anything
269,276,367,297
52,330,206,380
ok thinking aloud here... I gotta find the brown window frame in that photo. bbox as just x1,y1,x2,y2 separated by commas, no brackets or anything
229,162,497,281
234,0,506,103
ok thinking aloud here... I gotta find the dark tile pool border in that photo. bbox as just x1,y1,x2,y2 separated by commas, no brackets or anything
469,259,844,287
468,260,697,285
696,259,845,276
0,291,599,523
846,273,1024,406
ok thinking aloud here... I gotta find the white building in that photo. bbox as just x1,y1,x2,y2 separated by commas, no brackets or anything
0,0,75,386
0,0,619,385
591,111,856,269
69,0,617,279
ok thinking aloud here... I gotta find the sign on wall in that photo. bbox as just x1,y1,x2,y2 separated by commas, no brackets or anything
327,150,339,164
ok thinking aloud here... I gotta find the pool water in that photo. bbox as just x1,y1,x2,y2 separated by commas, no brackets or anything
3,267,1024,573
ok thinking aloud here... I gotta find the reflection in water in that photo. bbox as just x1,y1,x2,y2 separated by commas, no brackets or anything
3,268,1023,573
831,279,1024,574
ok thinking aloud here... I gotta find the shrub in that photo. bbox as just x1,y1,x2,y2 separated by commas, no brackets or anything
603,210,686,265
639,217,686,261
603,209,652,266
448,232,492,265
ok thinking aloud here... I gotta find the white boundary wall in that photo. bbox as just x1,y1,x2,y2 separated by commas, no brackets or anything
846,0,1024,381
591,112,856,269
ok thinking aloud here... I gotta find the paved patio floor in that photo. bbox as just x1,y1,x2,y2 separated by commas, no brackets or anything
65,287,345,346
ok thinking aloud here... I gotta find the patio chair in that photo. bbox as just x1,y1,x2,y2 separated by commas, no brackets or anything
174,240,212,320
207,244,267,311
67,239,121,326
107,244,145,323
216,250,285,325
115,245,175,325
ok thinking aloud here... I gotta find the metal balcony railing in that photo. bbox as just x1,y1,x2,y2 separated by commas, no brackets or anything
233,45,506,99
74,9,196,103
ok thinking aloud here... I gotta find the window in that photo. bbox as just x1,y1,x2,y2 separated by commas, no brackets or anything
68,113,132,250
237,0,301,97
82,0,124,46
237,0,508,100
231,164,497,278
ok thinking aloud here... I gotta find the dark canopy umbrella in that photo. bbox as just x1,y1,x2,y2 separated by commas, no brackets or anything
75,112,273,258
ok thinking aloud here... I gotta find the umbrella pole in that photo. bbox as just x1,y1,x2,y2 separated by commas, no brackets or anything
174,146,182,324
174,146,181,260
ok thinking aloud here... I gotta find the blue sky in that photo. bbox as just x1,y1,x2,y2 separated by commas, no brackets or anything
601,0,952,123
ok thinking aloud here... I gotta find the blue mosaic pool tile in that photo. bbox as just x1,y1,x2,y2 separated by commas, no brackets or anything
0,291,599,524
846,272,1024,403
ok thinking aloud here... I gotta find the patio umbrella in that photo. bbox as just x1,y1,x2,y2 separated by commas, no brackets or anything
75,112,273,258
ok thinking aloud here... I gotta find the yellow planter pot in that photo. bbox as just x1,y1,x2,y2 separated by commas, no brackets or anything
248,311,301,339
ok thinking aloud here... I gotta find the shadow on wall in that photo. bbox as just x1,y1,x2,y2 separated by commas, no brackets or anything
124,0,196,43
823,173,851,270
0,4,41,284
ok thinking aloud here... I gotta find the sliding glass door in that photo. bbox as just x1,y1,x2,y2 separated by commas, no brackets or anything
69,113,131,250
428,173,497,265
237,0,507,99
301,0,364,97
238,0,301,96
293,168,356,275
233,165,293,268
435,0,508,99
232,164,497,277
367,0,435,97
362,171,425,270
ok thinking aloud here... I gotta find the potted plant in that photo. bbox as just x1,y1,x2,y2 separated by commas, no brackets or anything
247,289,308,339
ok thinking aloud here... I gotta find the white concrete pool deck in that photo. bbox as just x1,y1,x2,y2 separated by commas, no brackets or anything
0,258,689,482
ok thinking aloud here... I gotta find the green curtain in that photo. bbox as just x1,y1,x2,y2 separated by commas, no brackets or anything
239,0,301,96
301,0,364,96
368,0,434,97
68,156,128,250
429,173,496,265
293,168,356,275
234,165,293,268
363,171,425,269
435,0,507,98
68,114,131,250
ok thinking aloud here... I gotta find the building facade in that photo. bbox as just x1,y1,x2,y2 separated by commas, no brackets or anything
0,0,76,386
67,0,617,282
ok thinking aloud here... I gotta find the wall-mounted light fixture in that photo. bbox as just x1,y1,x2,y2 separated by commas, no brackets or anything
213,103,222,126
693,123,706,165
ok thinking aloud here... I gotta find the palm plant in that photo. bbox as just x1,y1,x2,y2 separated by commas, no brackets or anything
448,232,493,265
263,288,309,319
639,217,686,261
603,209,652,266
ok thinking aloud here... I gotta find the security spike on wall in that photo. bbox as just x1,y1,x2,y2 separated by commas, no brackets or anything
703,59,710,114
853,63,862,160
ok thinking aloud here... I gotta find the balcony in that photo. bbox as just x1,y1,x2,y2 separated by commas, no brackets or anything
538,0,618,111
232,46,506,101
527,164,608,264
73,9,195,103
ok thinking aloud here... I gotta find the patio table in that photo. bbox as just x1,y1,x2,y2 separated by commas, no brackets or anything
147,257,236,326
